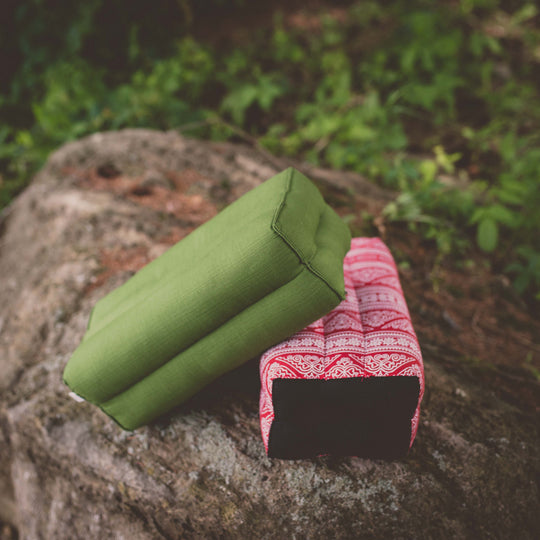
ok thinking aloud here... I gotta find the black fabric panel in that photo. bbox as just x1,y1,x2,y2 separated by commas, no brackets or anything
267,376,420,460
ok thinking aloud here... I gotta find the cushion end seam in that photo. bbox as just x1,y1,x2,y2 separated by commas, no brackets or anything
271,168,345,302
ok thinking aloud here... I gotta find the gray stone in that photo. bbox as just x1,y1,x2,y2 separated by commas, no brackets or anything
0,129,538,539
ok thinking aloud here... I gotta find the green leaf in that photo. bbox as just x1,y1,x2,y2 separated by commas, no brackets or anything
221,85,258,124
487,204,519,228
470,207,487,225
477,218,498,253
512,4,538,25
419,159,437,183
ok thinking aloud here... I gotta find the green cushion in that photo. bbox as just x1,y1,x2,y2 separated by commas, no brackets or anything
63,167,351,430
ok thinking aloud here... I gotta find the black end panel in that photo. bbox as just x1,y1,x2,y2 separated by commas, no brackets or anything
267,377,420,460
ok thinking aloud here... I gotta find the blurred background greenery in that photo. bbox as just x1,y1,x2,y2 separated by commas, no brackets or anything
0,0,539,303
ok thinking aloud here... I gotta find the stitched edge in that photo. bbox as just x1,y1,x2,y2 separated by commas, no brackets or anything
271,168,346,302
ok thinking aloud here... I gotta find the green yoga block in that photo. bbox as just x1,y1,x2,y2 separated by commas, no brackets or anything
63,167,351,430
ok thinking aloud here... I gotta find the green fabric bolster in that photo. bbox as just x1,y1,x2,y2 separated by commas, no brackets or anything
63,167,351,430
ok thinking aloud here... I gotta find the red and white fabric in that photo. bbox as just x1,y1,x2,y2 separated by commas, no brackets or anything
259,237,424,456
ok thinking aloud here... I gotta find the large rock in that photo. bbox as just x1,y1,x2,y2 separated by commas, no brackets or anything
0,129,538,539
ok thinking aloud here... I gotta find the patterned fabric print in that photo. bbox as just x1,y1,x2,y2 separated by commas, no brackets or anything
259,237,425,452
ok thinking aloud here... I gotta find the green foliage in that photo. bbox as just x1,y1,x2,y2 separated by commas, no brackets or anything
359,9,465,122
1,0,539,301
476,218,498,253
33,60,107,143
221,71,288,125
506,247,540,296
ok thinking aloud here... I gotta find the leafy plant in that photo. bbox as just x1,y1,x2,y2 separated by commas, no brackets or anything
506,247,540,296
1,0,540,302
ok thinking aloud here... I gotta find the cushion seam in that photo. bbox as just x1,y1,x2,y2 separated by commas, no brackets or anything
271,168,345,302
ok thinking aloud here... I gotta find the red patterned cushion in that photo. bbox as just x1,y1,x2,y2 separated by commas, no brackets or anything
260,237,424,459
